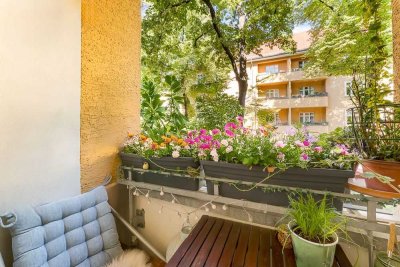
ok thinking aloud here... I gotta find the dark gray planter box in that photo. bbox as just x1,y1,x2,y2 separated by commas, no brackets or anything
201,161,355,210
120,152,145,182
120,152,199,191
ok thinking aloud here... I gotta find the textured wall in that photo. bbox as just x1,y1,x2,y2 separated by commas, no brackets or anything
393,0,400,102
81,0,141,192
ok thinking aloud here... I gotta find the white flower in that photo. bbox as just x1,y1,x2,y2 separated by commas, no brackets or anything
174,145,181,151
226,145,233,153
172,151,180,158
221,139,229,146
212,155,219,162
210,148,218,157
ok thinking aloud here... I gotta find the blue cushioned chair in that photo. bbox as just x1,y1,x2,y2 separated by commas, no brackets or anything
1,186,123,267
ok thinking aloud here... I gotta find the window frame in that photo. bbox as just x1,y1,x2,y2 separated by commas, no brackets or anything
299,112,315,124
299,86,315,96
266,89,280,98
265,65,279,75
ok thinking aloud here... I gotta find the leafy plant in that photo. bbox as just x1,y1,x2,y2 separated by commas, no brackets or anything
164,75,187,133
287,193,347,244
141,79,166,135
256,109,275,126
194,93,244,130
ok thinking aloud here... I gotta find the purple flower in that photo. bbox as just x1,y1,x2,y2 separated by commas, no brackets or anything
286,127,296,136
212,140,221,149
200,135,213,142
185,138,195,145
225,129,235,137
194,137,201,143
275,141,286,148
314,146,323,153
300,153,309,161
211,129,221,135
303,140,310,147
199,129,207,135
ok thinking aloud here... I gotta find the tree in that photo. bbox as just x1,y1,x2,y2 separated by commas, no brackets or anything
142,0,296,107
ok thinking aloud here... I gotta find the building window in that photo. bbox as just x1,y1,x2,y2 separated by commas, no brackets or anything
300,112,315,124
274,112,280,124
299,86,315,96
346,110,353,126
266,89,280,98
265,65,279,75
345,81,353,96
298,60,306,69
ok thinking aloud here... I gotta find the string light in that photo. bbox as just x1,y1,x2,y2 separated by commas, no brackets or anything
211,203,217,210
205,206,210,212
222,204,228,211
145,190,150,198
160,187,164,196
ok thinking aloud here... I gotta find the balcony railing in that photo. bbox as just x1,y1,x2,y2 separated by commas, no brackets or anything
291,92,328,98
301,121,329,126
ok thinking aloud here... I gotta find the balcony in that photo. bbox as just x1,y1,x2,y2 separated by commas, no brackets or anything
258,93,328,109
256,71,288,84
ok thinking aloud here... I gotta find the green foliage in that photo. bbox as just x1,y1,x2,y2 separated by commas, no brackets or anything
288,193,347,243
141,79,166,135
256,109,275,126
296,0,394,159
141,76,187,138
194,93,244,130
142,0,296,106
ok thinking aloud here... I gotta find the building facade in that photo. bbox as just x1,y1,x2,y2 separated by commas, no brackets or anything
226,32,353,133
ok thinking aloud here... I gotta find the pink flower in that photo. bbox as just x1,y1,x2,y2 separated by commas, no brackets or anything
211,129,220,135
300,153,309,161
314,146,323,153
236,116,244,122
194,137,201,143
225,129,235,137
187,130,196,138
199,129,207,135
199,143,211,150
275,141,286,148
185,138,195,145
295,140,305,147
277,152,285,161
303,140,310,147
224,122,238,131
200,135,212,142
213,140,221,149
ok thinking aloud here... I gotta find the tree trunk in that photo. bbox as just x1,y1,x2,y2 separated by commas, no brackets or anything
393,0,400,102
238,79,248,107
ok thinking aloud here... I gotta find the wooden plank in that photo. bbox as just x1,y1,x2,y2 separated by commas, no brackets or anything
271,232,284,267
192,218,224,267
258,228,271,267
232,223,251,267
166,215,209,267
282,248,296,267
218,222,241,267
244,226,260,267
335,245,352,267
204,220,233,267
177,217,217,267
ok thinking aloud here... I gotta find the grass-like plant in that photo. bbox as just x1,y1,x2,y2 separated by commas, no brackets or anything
288,193,347,244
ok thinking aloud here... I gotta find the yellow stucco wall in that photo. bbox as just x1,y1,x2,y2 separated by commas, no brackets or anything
258,60,288,73
81,0,141,192
393,0,399,102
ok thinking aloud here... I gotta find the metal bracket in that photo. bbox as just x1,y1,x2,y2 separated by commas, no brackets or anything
133,208,145,228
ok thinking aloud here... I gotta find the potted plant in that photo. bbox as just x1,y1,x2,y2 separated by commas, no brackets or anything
347,104,400,198
120,133,200,191
287,193,346,267
192,118,357,209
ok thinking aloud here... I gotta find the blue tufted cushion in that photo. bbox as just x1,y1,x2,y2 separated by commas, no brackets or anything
9,186,123,267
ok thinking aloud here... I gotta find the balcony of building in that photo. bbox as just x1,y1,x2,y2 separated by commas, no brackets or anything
290,80,328,108
256,59,288,84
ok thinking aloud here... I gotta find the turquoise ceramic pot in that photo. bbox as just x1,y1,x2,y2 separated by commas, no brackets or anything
288,221,338,267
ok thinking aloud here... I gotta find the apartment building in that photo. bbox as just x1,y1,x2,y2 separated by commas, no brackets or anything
226,31,353,133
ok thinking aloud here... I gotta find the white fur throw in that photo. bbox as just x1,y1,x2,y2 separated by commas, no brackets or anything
105,249,152,267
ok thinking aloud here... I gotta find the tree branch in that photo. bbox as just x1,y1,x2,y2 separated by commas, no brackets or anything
201,0,240,79
318,0,335,12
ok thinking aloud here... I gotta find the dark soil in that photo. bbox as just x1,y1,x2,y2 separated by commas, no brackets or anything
293,228,335,244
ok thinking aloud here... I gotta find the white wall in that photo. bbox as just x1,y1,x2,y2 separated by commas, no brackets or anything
0,0,81,265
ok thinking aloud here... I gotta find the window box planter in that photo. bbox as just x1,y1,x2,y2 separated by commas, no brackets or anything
201,161,355,210
120,152,145,182
120,152,199,191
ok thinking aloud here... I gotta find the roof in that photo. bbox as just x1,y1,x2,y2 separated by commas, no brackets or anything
247,31,312,61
